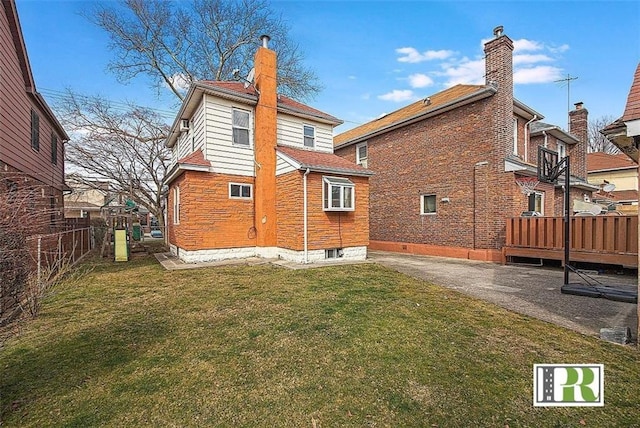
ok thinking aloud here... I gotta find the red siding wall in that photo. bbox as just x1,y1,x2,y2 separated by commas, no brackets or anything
1,2,65,234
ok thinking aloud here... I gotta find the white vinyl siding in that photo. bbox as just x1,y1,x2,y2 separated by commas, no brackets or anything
204,95,255,177
276,155,297,176
277,114,334,153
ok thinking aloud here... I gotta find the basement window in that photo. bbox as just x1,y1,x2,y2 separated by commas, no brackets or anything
325,248,344,259
323,176,354,211
229,183,252,199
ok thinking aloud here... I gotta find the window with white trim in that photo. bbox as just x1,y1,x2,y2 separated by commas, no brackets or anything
173,186,180,224
356,142,368,168
420,194,437,215
303,125,315,148
232,108,250,146
557,141,566,159
229,183,252,199
323,176,354,211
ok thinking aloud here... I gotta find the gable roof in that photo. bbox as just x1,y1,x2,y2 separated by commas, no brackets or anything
622,63,640,122
166,81,342,148
277,145,373,177
2,0,68,140
333,84,543,148
587,152,637,172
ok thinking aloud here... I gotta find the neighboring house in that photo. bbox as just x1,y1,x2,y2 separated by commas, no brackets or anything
334,26,595,262
164,36,372,263
587,152,638,207
602,63,640,164
1,0,68,233
63,178,111,219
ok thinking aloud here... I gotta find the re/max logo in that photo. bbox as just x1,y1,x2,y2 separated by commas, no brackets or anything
533,364,604,407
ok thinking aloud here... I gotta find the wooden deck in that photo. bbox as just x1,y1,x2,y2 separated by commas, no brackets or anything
504,215,638,268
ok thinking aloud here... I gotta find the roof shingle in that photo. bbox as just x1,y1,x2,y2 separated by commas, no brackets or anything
334,84,487,146
587,152,637,172
277,145,372,176
622,63,640,123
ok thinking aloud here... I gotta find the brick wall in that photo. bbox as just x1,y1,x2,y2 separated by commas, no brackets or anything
168,171,256,251
276,170,369,251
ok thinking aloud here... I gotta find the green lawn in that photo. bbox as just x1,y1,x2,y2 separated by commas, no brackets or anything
1,255,639,427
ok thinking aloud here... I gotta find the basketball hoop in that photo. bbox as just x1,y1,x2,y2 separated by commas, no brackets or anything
516,177,539,195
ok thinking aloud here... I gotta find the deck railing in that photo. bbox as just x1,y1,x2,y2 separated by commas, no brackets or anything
505,215,638,267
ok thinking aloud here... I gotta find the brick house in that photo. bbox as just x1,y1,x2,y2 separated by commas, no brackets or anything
164,36,372,263
334,27,595,262
1,0,69,234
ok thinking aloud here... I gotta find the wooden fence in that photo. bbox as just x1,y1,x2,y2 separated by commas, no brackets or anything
504,215,638,268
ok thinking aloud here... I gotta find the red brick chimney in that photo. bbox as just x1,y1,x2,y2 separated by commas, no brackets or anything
253,35,277,248
569,101,588,179
484,25,514,160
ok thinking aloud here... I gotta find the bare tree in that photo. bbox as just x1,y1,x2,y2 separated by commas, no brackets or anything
57,91,171,228
87,0,321,102
588,115,620,154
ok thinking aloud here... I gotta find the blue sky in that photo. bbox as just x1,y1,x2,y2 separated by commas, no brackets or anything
15,0,640,135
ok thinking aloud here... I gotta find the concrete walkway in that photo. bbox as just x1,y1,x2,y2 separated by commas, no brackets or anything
368,250,638,341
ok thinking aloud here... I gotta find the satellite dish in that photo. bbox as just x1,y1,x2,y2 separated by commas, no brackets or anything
244,68,255,89
602,183,616,193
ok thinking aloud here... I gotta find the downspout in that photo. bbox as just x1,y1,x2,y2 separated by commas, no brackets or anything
524,115,538,162
303,168,310,263
542,130,548,148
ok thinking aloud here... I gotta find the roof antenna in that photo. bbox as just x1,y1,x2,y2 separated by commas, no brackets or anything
555,73,578,130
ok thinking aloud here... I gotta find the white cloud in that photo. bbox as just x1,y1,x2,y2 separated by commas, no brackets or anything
513,38,544,53
378,89,416,102
408,73,434,88
166,73,191,92
549,44,570,53
396,47,455,63
513,54,553,65
514,66,563,84
348,75,357,80
439,58,485,87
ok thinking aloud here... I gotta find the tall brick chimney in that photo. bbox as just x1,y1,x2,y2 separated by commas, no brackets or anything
569,101,588,179
484,25,514,160
253,35,278,249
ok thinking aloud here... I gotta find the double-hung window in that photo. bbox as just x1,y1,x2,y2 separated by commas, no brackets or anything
557,142,566,159
173,186,180,224
232,109,250,146
323,176,354,211
420,194,437,215
303,125,315,148
356,142,368,168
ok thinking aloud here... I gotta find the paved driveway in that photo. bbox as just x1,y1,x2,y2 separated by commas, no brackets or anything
368,250,638,341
